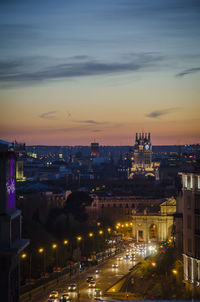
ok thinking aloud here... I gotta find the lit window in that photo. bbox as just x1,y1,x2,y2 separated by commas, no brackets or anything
198,176,200,189
184,175,188,188
190,175,193,189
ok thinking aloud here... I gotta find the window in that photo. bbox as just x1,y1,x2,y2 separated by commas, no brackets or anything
184,175,188,188
188,238,192,253
113,204,116,207
125,203,129,208
119,204,122,208
198,176,200,189
187,197,191,209
187,215,192,229
195,215,200,234
195,237,200,258
195,195,200,210
101,204,104,208
190,175,193,189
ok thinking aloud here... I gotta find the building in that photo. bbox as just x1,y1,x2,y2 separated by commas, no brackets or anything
91,142,100,158
14,142,26,182
86,194,164,226
129,132,160,180
131,197,176,243
179,171,200,289
0,145,29,302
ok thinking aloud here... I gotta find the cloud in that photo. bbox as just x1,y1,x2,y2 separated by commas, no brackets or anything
176,67,200,77
0,53,163,86
40,111,57,120
146,108,180,119
73,119,110,125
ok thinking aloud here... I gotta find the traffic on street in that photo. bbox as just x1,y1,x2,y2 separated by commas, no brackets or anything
44,243,149,302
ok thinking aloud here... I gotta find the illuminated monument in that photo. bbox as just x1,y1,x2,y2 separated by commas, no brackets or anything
129,132,159,180
0,144,29,302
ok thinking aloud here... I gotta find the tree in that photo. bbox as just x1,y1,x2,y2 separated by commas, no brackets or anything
64,191,93,223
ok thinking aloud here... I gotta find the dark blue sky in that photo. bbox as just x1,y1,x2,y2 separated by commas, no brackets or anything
0,0,200,145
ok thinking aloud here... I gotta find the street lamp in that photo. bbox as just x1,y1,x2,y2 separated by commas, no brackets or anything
21,253,27,259
89,232,93,238
63,240,68,245
99,230,103,235
77,236,82,242
38,248,45,275
152,262,156,267
172,269,177,275
107,228,111,233
52,244,58,271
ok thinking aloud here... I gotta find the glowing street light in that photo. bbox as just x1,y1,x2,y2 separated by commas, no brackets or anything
99,230,103,235
107,228,111,232
52,244,57,249
21,253,27,259
38,248,44,253
172,269,177,275
77,236,82,241
151,262,156,267
97,222,101,226
63,240,68,245
125,223,128,227
89,232,93,237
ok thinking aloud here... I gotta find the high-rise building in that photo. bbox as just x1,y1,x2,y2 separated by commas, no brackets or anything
0,144,29,302
90,142,100,158
129,132,159,180
179,171,200,290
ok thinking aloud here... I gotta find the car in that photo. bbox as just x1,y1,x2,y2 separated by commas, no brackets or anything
88,281,96,288
68,284,77,292
49,290,59,298
87,276,95,283
94,288,102,300
112,263,118,268
124,254,130,259
60,293,71,301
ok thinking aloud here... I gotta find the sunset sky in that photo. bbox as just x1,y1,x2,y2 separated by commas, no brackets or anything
0,0,200,146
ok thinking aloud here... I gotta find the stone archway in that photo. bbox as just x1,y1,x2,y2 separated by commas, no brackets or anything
149,224,158,241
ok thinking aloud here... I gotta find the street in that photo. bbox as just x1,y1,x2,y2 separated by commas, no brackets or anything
43,246,145,302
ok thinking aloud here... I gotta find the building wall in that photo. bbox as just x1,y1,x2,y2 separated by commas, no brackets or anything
181,172,200,288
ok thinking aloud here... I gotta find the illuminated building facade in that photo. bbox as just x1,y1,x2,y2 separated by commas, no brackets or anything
0,145,29,302
129,132,160,180
179,171,200,290
131,198,176,242
14,142,26,182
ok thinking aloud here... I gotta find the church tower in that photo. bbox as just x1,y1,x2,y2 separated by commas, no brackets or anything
129,132,159,180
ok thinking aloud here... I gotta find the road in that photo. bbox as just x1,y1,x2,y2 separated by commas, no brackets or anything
44,245,146,302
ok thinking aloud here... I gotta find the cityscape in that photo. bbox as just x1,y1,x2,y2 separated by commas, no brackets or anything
0,1,200,302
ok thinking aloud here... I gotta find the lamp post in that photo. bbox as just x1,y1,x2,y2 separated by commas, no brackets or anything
63,240,69,267
76,236,82,301
38,248,45,276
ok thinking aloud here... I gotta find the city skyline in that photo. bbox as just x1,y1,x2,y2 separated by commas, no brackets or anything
0,0,200,146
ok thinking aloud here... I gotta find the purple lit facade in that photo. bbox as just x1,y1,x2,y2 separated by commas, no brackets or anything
6,155,16,211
